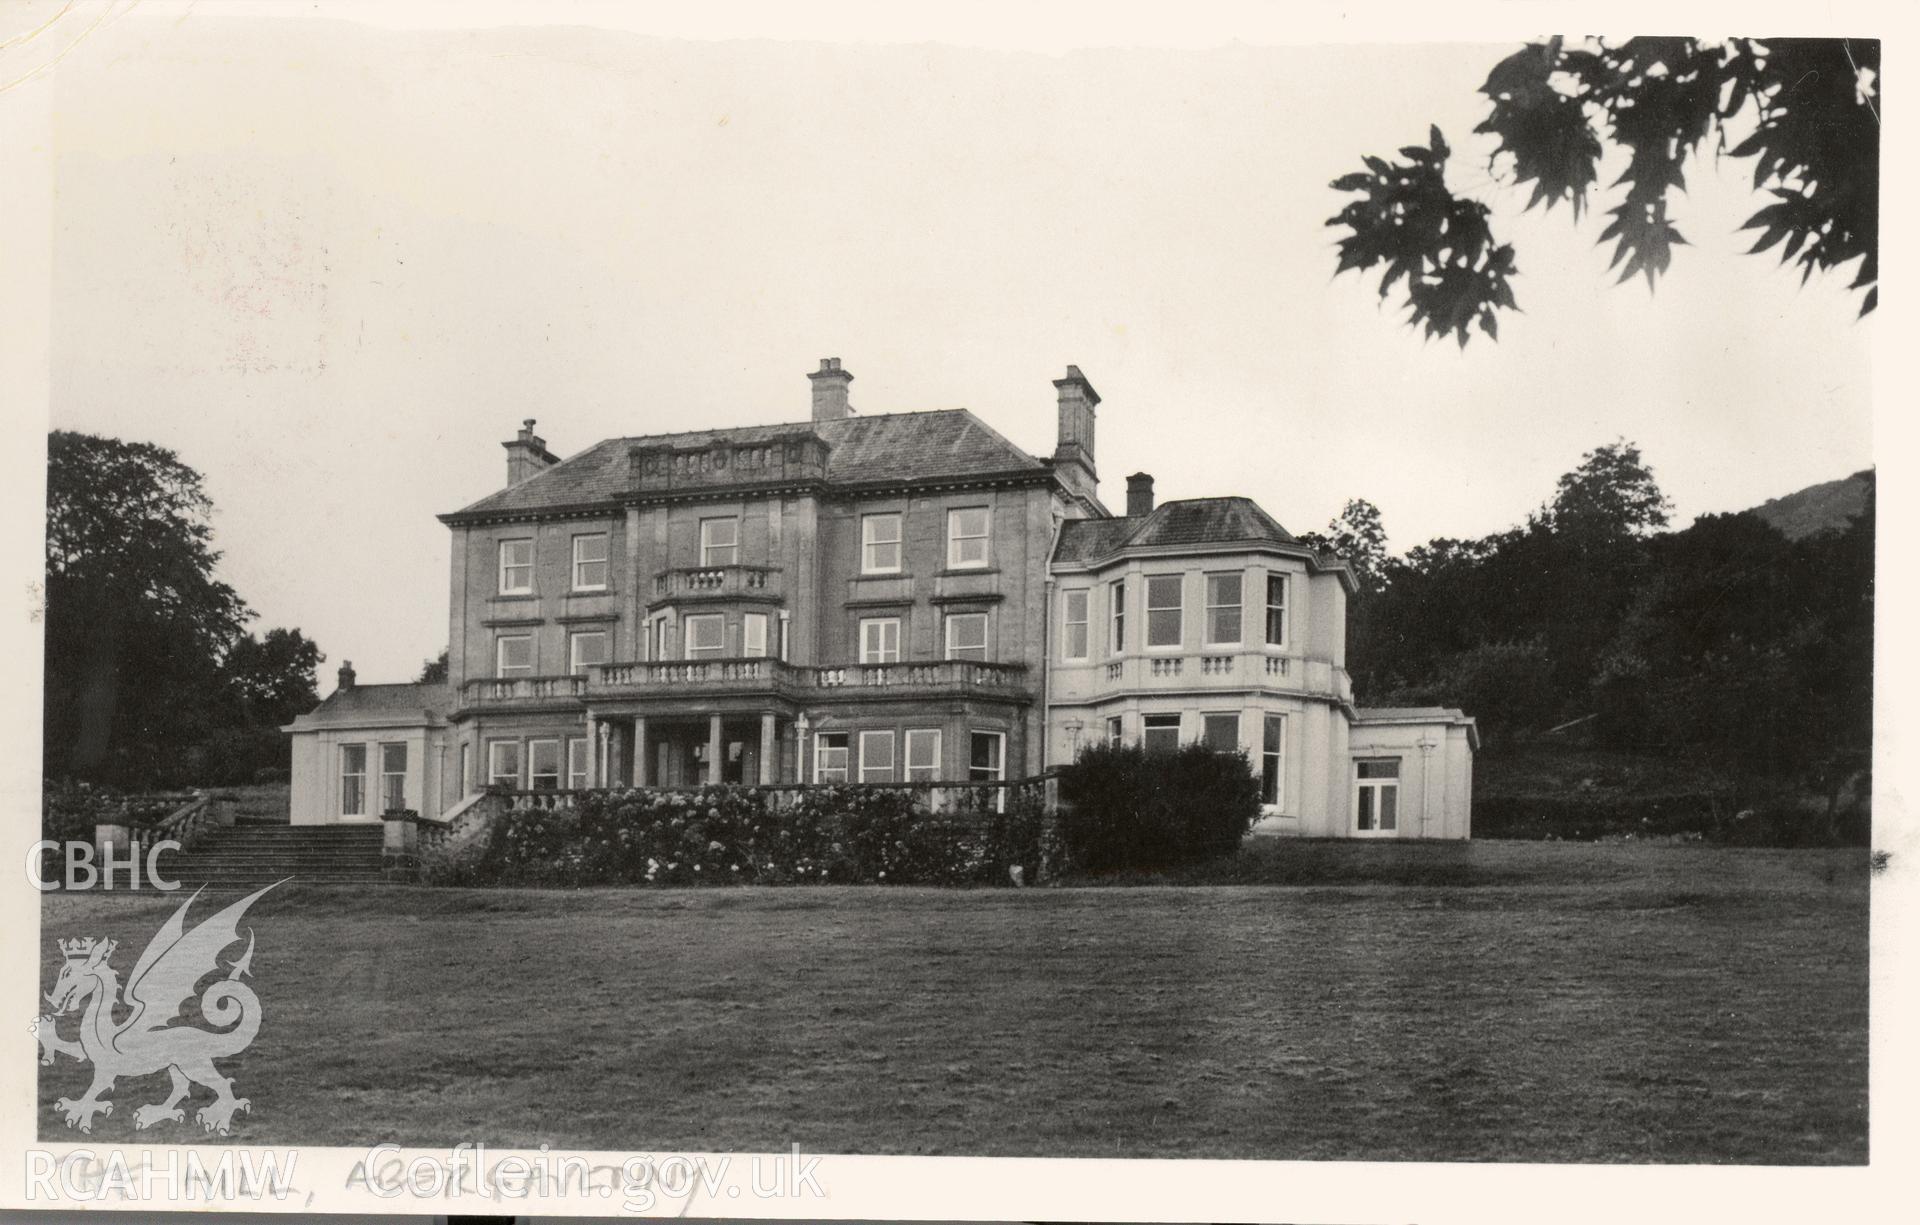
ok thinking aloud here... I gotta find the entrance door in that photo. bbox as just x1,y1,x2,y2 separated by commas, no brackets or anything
1353,758,1401,836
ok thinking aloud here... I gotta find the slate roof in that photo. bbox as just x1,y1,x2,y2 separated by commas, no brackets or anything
447,409,1047,520
1353,706,1479,749
1053,496,1301,565
1352,706,1473,723
297,682,451,725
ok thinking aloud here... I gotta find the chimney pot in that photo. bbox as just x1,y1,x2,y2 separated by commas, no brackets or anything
1051,364,1100,501
503,419,556,486
1126,472,1155,517
337,660,357,691
808,357,854,421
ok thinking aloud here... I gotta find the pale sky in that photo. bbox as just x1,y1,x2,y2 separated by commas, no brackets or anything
39,5,1876,685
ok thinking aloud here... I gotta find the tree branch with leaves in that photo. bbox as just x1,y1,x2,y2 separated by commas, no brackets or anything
1328,37,1879,346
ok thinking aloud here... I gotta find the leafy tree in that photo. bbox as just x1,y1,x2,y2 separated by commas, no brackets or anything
1329,37,1879,345
1348,446,1873,806
45,431,252,783
44,432,326,787
418,647,450,684
1300,499,1390,593
222,628,324,727
1545,439,1673,540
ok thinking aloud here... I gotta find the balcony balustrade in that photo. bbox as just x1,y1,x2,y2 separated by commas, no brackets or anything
809,660,1028,693
451,657,1033,708
1056,650,1349,706
652,565,783,603
461,675,587,704
597,658,789,691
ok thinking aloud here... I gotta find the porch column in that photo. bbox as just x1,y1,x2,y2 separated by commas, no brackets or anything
707,713,724,785
596,719,612,787
759,713,776,784
584,713,598,788
633,717,648,787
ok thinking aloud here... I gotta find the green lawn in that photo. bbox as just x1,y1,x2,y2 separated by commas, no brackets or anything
38,840,1869,1162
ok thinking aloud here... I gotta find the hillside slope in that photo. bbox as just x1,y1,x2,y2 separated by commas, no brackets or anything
1746,469,1874,540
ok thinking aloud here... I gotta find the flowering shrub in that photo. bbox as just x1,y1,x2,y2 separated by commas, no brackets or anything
451,782,1050,888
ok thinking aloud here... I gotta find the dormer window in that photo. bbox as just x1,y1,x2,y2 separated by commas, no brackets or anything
700,518,739,566
571,533,608,591
498,538,534,595
947,507,990,569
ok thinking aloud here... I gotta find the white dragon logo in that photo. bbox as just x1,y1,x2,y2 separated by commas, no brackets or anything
33,882,280,1135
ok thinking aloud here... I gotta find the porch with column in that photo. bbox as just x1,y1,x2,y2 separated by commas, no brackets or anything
593,711,793,787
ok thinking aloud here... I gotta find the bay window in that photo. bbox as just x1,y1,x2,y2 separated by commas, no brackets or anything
968,731,1004,782
1261,715,1286,807
1202,712,1240,752
567,737,590,790
814,733,850,783
1142,713,1181,754
1205,573,1242,646
487,740,521,789
1266,574,1290,648
1062,589,1090,661
945,612,988,661
905,729,941,782
528,739,562,790
1145,575,1183,648
683,614,725,659
859,730,895,783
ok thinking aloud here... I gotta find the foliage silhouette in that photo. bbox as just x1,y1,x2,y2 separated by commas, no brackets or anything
1329,37,1879,345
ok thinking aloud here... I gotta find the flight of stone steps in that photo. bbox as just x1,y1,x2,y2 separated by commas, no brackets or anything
162,823,389,890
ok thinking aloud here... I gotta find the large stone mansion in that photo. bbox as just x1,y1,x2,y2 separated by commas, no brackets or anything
285,359,1476,838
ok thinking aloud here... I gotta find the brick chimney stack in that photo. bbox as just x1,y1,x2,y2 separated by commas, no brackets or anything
1051,364,1100,504
337,660,357,691
808,358,853,421
503,418,559,486
1126,472,1155,517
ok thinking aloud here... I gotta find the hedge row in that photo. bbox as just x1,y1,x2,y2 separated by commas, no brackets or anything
1474,793,1869,846
424,784,1052,887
